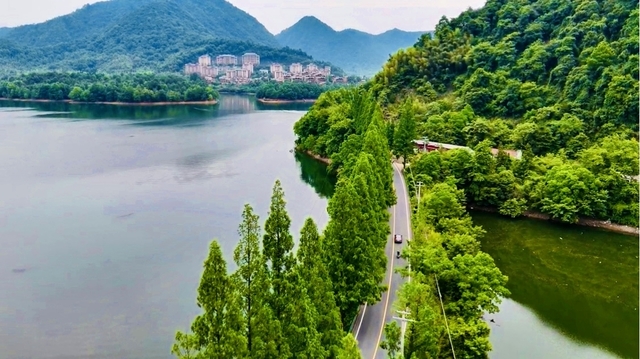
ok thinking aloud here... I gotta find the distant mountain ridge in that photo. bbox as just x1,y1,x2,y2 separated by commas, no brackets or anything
0,0,339,74
276,16,430,76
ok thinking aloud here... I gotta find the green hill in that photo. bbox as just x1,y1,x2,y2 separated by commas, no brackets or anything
276,16,429,76
0,0,342,74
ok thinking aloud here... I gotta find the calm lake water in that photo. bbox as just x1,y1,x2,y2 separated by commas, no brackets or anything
0,96,637,359
0,96,331,359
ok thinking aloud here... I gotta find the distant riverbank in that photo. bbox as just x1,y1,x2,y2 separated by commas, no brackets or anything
257,98,317,104
469,205,639,236
0,98,218,106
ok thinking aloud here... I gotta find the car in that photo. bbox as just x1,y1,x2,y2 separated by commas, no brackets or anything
393,234,403,243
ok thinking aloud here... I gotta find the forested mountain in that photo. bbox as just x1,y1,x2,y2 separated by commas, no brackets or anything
276,16,428,76
0,0,278,48
0,0,336,74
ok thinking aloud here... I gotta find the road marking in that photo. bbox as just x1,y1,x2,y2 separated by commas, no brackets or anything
395,163,413,283
371,176,397,359
354,303,367,339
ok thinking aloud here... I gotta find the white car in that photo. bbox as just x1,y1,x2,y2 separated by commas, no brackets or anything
393,234,403,243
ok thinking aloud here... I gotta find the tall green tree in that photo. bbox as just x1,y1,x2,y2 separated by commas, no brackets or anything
233,204,276,358
323,177,385,325
393,99,417,167
190,240,246,358
336,334,362,359
380,322,402,359
296,218,343,357
262,180,296,356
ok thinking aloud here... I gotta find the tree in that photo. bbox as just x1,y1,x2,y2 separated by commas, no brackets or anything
233,204,276,358
393,99,417,167
296,218,343,357
380,322,402,359
171,331,200,359
189,240,246,358
323,177,385,325
336,334,362,359
262,180,295,356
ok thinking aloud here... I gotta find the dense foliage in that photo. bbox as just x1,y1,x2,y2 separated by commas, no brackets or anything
0,0,339,74
0,72,218,103
276,16,429,76
256,82,348,101
387,182,509,359
363,0,639,226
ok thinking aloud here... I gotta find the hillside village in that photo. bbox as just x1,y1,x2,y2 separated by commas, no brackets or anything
184,53,349,85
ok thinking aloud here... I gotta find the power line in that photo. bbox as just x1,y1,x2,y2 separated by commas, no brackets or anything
435,274,456,359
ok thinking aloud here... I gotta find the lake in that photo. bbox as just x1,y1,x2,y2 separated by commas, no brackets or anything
0,95,637,359
0,96,331,359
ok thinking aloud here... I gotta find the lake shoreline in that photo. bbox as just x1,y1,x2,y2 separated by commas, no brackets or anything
0,98,218,106
469,205,639,236
257,98,317,104
300,150,331,165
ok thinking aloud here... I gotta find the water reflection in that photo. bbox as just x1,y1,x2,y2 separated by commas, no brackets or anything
473,212,639,359
294,152,337,199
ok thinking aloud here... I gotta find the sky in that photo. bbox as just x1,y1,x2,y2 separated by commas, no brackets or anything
0,0,486,34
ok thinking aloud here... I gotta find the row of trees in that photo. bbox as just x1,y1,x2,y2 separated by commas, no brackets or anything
256,82,347,101
173,181,357,358
0,72,219,103
176,88,397,359
384,182,510,358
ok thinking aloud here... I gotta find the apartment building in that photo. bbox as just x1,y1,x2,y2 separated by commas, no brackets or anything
242,53,260,65
290,63,303,74
198,55,212,67
242,63,254,74
306,63,318,73
273,71,285,82
216,54,238,66
270,63,284,74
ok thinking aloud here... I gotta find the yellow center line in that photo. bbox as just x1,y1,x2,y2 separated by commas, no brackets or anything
371,173,397,359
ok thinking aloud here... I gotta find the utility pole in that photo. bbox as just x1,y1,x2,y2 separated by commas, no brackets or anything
416,181,423,214
393,309,415,357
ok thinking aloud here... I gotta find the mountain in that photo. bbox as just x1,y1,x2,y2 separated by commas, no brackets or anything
0,0,278,48
276,16,429,76
0,0,342,74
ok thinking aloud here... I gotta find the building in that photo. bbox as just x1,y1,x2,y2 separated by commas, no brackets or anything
290,63,303,74
242,63,254,74
273,71,285,82
242,53,260,65
323,66,331,76
216,54,238,66
306,63,318,73
412,140,523,160
270,63,284,74
184,63,199,75
198,55,212,67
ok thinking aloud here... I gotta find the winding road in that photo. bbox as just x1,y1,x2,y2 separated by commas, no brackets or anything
352,162,413,358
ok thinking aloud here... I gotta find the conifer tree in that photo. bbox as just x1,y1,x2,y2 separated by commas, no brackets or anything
363,109,397,206
393,99,417,168
263,180,296,316
297,218,343,357
323,177,385,324
190,240,246,358
262,180,296,356
233,204,276,358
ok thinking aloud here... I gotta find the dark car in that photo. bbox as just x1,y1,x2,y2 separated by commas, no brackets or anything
394,234,403,243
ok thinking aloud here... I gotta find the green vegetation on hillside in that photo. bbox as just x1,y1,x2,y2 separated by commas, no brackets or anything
365,0,639,226
0,72,218,103
255,82,348,101
0,0,339,74
276,16,428,76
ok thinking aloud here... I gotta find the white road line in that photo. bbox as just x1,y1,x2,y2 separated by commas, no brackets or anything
371,176,398,359
354,303,367,339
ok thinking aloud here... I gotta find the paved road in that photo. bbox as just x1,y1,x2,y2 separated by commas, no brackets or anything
353,162,412,359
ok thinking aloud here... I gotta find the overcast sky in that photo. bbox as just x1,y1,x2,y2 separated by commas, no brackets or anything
0,0,486,34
